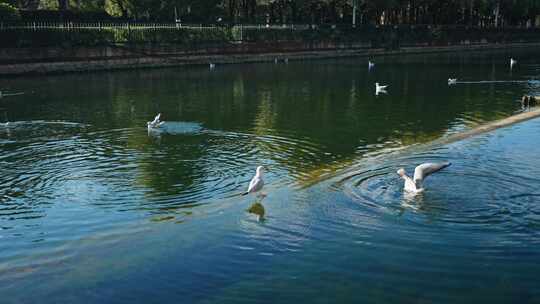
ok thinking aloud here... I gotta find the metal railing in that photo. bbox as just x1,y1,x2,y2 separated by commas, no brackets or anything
0,21,315,30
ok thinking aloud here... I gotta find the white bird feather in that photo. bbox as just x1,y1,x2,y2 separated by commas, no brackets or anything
243,166,265,196
397,162,451,193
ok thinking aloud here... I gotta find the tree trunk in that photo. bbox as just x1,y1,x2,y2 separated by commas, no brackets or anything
494,1,500,27
352,0,357,27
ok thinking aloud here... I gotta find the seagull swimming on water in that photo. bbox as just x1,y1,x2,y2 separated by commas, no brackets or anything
510,58,517,68
209,63,215,70
375,82,388,95
368,61,375,70
448,78,457,85
397,162,451,194
243,166,265,197
147,113,164,129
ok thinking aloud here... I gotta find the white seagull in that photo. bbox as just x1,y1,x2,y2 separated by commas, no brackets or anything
209,63,215,69
375,82,388,95
510,58,517,68
368,61,375,69
147,113,164,129
243,166,265,197
397,162,451,194
448,78,457,85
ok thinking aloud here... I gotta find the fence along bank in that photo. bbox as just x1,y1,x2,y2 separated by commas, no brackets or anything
1,23,540,74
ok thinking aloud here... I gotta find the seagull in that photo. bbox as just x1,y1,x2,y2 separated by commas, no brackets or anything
397,162,451,193
375,82,388,95
147,113,164,129
368,61,375,69
242,166,265,197
510,58,517,68
209,63,215,69
448,78,457,85
274,58,278,64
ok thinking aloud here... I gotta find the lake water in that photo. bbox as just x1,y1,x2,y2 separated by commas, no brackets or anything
1,49,540,303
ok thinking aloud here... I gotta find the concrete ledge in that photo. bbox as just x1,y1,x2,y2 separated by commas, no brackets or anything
439,107,540,146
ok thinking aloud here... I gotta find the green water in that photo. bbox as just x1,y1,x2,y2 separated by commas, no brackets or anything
1,48,539,303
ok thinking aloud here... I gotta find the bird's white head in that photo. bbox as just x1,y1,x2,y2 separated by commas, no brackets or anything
256,166,264,176
397,168,406,178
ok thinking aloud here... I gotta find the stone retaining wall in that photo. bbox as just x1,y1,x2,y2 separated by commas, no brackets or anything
1,42,539,76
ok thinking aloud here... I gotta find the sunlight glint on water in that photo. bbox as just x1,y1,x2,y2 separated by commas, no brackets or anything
1,49,540,303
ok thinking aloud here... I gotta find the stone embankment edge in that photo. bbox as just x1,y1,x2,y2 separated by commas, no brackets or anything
2,42,540,76
439,107,540,146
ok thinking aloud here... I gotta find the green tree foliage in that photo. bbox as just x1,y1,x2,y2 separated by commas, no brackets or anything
0,2,21,21
8,0,540,26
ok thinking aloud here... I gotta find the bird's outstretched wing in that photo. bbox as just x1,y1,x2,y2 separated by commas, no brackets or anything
413,162,451,183
151,113,161,125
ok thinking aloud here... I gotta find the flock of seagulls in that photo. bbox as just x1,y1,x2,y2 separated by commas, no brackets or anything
372,57,518,93
146,110,450,210
145,56,526,219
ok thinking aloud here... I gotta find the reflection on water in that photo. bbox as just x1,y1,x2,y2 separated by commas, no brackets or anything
1,49,540,303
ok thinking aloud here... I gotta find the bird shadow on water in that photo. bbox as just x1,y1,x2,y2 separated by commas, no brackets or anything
246,199,267,223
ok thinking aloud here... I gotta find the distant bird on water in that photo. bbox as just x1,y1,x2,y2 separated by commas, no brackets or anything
510,58,517,68
147,113,164,129
209,63,216,70
243,166,265,197
448,78,457,85
368,61,375,70
375,82,388,95
397,162,451,194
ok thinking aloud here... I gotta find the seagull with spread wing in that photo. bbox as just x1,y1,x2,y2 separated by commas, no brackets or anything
397,162,451,193
147,113,164,129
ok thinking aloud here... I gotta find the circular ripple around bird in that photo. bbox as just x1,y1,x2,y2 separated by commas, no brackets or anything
335,146,540,235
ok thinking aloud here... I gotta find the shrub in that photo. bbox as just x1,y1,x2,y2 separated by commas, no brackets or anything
0,2,21,22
